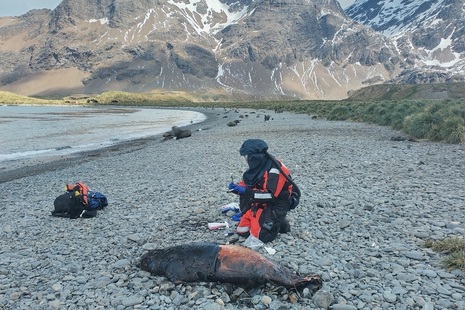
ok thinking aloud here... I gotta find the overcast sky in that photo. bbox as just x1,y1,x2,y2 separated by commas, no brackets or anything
0,0,356,17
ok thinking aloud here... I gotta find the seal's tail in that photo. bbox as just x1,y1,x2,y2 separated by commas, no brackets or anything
293,274,323,294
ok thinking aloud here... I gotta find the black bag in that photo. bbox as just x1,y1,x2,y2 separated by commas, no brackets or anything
288,191,300,210
51,183,108,219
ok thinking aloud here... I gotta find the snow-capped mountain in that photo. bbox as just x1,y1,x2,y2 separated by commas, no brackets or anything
346,0,465,83
0,0,461,99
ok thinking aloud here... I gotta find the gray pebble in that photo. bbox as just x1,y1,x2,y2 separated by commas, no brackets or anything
313,290,335,309
330,304,358,310
383,291,397,303
422,269,438,278
401,251,426,261
121,295,144,307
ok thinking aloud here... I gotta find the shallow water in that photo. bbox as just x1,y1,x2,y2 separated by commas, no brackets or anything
0,105,206,169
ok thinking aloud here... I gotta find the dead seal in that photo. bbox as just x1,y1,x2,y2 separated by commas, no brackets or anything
138,242,322,293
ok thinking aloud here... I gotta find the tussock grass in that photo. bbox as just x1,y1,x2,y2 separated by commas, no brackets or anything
92,90,203,105
424,237,465,252
443,250,465,271
423,237,465,271
0,91,57,105
285,98,465,144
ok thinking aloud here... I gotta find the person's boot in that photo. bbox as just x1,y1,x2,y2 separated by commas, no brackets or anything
279,218,291,233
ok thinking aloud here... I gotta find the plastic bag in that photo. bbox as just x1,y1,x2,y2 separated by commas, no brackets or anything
243,235,264,249
221,202,240,214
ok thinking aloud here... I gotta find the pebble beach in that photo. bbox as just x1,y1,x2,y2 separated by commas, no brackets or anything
1,107,465,310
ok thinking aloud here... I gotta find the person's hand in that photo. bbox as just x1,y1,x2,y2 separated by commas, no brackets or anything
232,184,246,195
231,212,242,221
227,182,246,195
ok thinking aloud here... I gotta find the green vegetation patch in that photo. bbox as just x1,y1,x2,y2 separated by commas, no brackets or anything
423,237,465,271
0,91,57,105
289,98,465,144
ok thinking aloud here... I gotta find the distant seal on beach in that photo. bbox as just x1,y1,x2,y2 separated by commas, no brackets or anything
227,120,240,127
171,126,192,140
138,242,322,293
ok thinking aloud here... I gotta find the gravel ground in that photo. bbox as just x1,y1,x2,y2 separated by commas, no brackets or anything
1,108,464,310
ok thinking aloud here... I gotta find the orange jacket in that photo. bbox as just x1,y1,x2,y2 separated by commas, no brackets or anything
66,182,89,206
239,159,292,209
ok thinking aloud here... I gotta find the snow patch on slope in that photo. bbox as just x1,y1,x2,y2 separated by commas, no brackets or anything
167,0,250,34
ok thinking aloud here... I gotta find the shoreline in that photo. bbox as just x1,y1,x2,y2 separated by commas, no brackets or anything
0,107,218,184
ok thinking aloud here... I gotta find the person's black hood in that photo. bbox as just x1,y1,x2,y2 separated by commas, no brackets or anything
239,139,268,156
239,139,274,186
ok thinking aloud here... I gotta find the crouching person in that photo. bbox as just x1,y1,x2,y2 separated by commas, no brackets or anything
228,139,297,243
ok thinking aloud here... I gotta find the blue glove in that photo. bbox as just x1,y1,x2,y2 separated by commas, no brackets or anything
231,212,242,222
232,184,246,195
228,182,246,194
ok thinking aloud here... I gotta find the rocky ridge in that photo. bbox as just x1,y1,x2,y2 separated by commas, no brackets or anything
0,0,404,99
346,0,465,84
